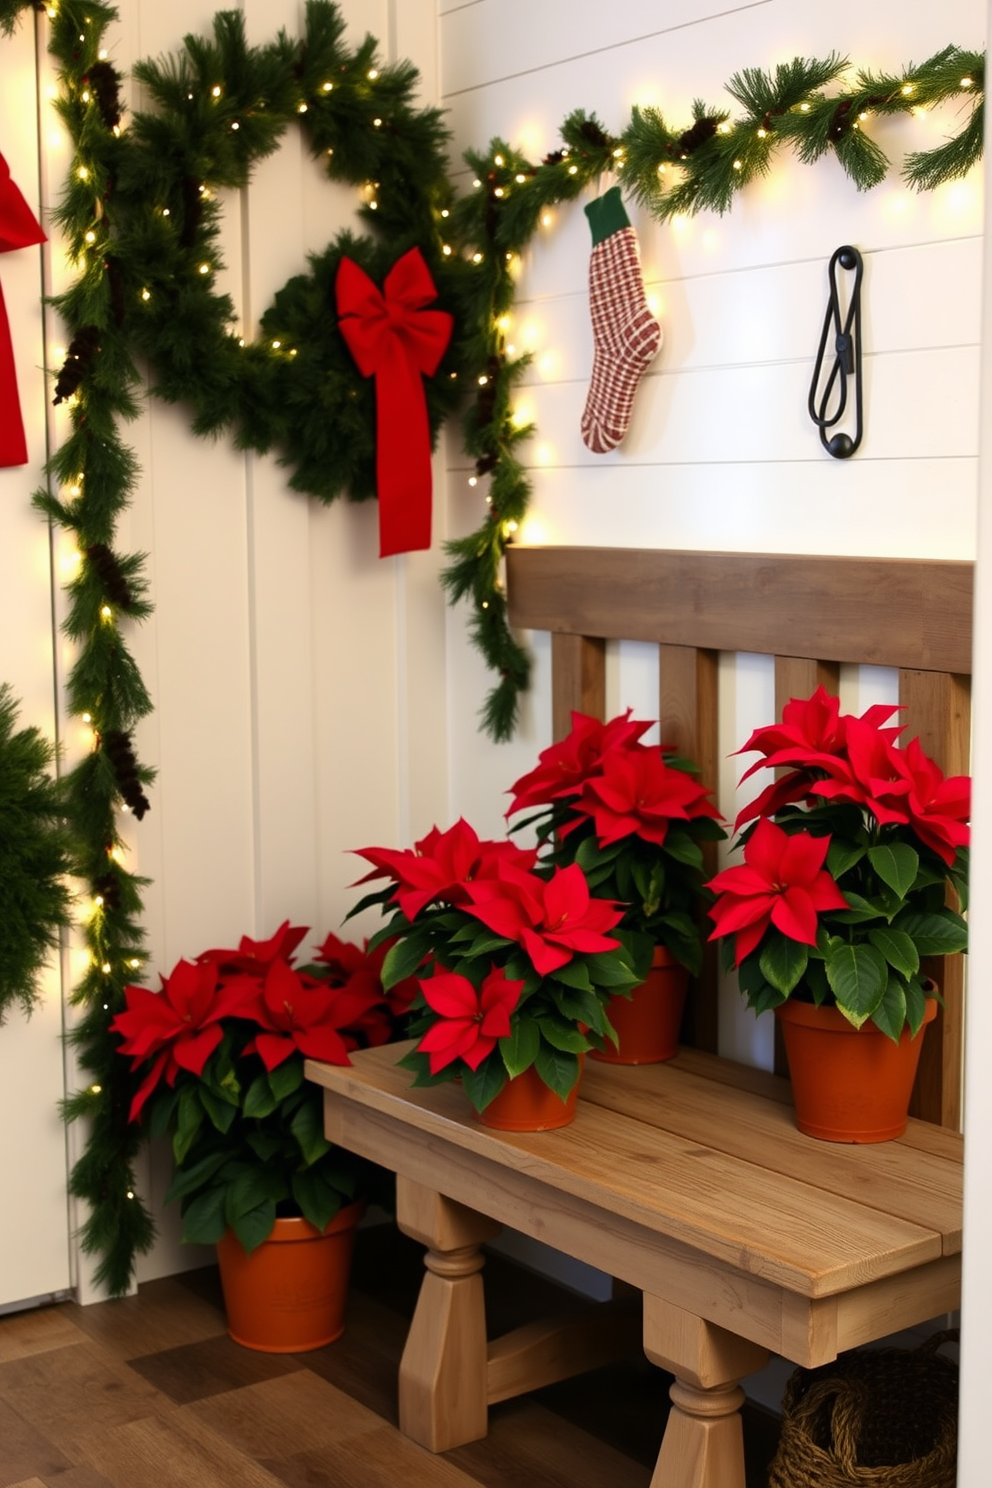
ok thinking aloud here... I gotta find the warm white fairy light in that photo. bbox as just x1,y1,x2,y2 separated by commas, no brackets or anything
719,123,732,134
99,48,108,60
78,165,89,180
100,605,112,620
494,186,505,197
541,212,553,226
494,154,504,166
199,262,211,274
298,102,308,114
440,208,450,218
368,68,378,79
473,178,482,188
468,475,478,487
91,1084,102,1094
472,251,483,263
961,76,974,88
212,84,222,98
101,961,112,974
442,244,452,255
322,82,333,92
84,229,96,243
271,339,282,349
231,121,240,130
81,90,91,103
478,374,488,386
901,83,914,95
373,117,382,127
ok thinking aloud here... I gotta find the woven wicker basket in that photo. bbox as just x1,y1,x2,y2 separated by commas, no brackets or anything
767,1331,958,1488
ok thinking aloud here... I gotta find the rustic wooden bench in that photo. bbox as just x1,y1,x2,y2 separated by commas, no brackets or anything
307,546,971,1488
307,1042,962,1488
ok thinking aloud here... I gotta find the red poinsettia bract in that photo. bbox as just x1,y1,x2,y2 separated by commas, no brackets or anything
111,958,257,1121
353,817,537,921
196,918,309,971
506,708,653,816
243,957,383,1071
312,930,417,1039
706,818,848,964
464,862,623,976
575,745,721,846
416,965,524,1073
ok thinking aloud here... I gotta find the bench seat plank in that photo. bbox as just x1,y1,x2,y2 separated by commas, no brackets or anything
580,1061,962,1248
307,1045,954,1299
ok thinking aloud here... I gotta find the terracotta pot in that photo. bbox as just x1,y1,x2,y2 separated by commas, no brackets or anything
775,997,939,1143
216,1199,366,1353
590,945,689,1064
478,1059,584,1131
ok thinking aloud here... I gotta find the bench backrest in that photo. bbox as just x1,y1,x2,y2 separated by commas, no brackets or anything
506,546,973,1130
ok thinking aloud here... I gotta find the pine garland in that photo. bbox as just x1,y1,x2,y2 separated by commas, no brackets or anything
0,686,76,1022
0,0,984,1289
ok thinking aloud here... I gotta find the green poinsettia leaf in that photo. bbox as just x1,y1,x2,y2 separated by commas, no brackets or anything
267,1056,304,1103
462,1055,509,1113
575,834,615,870
550,984,612,1034
499,1018,540,1079
868,842,919,899
290,1097,332,1167
291,1167,346,1233
147,1086,180,1141
534,1016,589,1053
179,1185,229,1247
245,1131,285,1163
893,909,968,956
164,1148,229,1205
904,977,931,1036
173,1085,206,1166
381,931,431,988
661,833,703,870
826,838,866,880
867,926,920,980
534,1043,580,1102
467,931,514,958
243,1074,279,1120
870,976,908,1042
198,1085,238,1135
828,890,886,924
825,943,888,1026
748,980,787,1016
583,950,640,988
552,958,593,991
758,935,809,996
229,1198,279,1255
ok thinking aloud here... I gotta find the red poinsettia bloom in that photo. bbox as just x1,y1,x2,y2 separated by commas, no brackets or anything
706,819,848,964
464,862,623,977
197,918,309,971
506,709,653,816
890,737,970,865
112,958,257,1121
807,716,913,825
735,690,904,830
416,965,524,1073
353,818,537,921
312,930,417,1041
242,957,380,1071
575,745,721,847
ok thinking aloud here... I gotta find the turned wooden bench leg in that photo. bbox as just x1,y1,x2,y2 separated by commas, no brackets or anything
643,1294,770,1488
395,1176,502,1451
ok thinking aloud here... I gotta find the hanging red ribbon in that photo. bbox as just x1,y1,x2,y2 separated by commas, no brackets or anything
0,150,46,469
335,247,453,557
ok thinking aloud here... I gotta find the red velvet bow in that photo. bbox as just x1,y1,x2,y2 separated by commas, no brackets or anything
336,248,453,557
0,150,46,469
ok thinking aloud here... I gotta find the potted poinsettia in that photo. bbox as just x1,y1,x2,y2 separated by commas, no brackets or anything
112,920,414,1349
505,710,725,1063
706,686,969,1142
350,817,641,1129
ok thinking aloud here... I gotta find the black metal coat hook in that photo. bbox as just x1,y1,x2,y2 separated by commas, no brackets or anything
808,244,864,459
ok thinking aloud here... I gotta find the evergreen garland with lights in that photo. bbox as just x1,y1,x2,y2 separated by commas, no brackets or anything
0,0,984,1290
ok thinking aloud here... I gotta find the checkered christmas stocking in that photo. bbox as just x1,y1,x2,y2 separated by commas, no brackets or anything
580,186,661,453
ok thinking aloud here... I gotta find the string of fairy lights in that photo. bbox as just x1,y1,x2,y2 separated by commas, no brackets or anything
0,0,984,1291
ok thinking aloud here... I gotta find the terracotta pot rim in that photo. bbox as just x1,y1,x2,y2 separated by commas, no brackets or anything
255,1198,366,1246
774,996,938,1037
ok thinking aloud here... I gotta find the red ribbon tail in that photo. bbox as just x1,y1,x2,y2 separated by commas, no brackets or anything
0,285,28,468
374,350,434,557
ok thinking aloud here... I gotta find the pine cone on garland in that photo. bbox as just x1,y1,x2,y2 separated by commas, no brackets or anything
53,326,101,404
84,61,123,131
100,730,151,820
86,544,133,610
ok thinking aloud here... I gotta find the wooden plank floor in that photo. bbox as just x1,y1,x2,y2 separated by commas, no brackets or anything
0,1224,781,1487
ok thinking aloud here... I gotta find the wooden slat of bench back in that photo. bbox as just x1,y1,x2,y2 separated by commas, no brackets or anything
506,547,974,1131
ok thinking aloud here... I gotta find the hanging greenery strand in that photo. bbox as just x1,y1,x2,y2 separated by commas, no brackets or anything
0,0,984,1288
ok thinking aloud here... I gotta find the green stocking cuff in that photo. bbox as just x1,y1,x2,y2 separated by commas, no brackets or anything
585,185,631,246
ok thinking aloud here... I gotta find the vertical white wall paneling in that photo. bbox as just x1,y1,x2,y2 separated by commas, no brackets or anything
958,4,992,1480
0,12,72,1308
